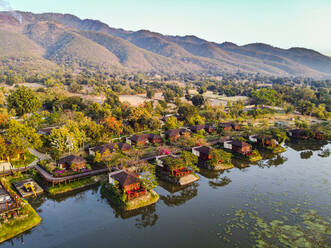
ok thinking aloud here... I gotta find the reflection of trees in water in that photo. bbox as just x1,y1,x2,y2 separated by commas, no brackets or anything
300,151,313,159
160,183,198,207
209,176,232,189
134,206,159,229
198,168,220,179
286,140,327,151
102,194,159,229
318,148,330,158
267,155,288,167
232,158,250,169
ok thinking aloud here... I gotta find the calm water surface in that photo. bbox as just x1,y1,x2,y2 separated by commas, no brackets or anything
1,142,330,248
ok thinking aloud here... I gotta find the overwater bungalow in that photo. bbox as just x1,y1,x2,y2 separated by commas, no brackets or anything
192,146,213,160
288,129,309,139
109,170,146,200
155,155,199,185
224,140,252,155
192,146,233,171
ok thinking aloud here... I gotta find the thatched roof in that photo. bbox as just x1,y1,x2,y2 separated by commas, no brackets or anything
58,155,86,165
111,171,139,187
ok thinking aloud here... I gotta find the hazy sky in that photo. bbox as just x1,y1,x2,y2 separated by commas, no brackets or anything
4,0,331,56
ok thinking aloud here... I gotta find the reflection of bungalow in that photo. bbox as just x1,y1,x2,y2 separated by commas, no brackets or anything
288,129,308,139
57,155,87,170
224,140,252,155
37,127,57,136
109,170,146,200
89,142,131,157
148,134,162,144
192,146,213,160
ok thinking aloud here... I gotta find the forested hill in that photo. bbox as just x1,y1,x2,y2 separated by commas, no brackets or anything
0,11,331,78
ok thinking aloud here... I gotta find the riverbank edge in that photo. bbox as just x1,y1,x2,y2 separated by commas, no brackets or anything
47,175,106,196
0,202,42,244
101,184,159,211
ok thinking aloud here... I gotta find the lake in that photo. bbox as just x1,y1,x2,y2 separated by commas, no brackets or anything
1,141,330,248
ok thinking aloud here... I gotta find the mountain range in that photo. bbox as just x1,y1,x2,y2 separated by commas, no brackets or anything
0,11,331,78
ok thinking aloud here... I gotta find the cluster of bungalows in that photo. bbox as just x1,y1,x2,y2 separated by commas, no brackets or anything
192,146,213,161
224,139,252,156
0,182,20,215
109,170,146,200
288,129,325,140
57,155,87,171
127,133,162,146
156,155,193,177
189,124,215,134
288,129,309,140
89,142,131,159
249,135,278,148
220,122,241,132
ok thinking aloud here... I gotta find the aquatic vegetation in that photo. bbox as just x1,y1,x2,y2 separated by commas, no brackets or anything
300,151,313,159
318,148,330,158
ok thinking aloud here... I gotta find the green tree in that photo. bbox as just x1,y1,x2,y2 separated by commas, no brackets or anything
7,120,42,152
252,88,281,106
191,94,205,107
146,88,155,99
47,127,78,160
180,151,199,172
164,116,183,130
7,86,41,116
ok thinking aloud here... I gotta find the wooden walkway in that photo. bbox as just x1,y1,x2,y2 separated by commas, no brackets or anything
34,165,109,184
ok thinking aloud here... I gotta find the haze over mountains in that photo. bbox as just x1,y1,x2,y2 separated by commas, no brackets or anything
0,11,331,78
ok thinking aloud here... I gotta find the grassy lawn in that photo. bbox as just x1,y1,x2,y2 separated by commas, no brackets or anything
11,152,37,168
0,202,42,243
126,190,159,211
48,177,99,195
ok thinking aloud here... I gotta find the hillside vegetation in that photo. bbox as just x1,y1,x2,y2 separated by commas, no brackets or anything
0,11,330,78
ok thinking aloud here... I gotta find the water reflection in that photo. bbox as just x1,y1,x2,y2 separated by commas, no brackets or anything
198,168,220,179
286,140,328,151
318,148,330,158
300,151,313,159
208,176,232,189
232,158,250,169
159,182,199,207
266,154,288,166
102,194,159,228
